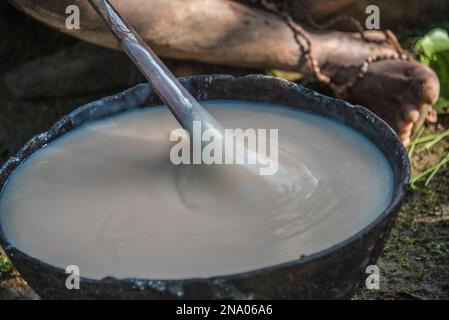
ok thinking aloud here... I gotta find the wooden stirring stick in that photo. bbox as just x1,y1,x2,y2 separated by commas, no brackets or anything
88,0,224,137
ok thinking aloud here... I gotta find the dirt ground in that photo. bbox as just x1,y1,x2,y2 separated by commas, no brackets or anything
0,3,448,300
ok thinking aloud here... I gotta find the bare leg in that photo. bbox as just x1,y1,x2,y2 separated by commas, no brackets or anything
9,0,441,145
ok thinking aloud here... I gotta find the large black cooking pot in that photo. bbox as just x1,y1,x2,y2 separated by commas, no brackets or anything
0,75,410,299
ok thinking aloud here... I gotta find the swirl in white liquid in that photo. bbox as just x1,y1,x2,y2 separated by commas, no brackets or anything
0,101,393,280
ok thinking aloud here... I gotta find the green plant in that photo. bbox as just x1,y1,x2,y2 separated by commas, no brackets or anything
409,128,449,188
0,256,13,274
415,28,449,114
409,28,449,188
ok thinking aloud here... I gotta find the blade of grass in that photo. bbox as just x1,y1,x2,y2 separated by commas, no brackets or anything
411,163,438,189
411,151,449,188
416,129,449,153
409,131,443,146
425,152,449,186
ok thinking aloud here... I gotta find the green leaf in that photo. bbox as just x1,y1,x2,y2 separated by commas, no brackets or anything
416,28,449,57
0,256,13,274
415,28,449,114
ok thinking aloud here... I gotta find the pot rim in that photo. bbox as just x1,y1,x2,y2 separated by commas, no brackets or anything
0,74,410,286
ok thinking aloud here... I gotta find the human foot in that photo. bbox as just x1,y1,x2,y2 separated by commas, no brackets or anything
309,31,440,147
341,59,439,147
